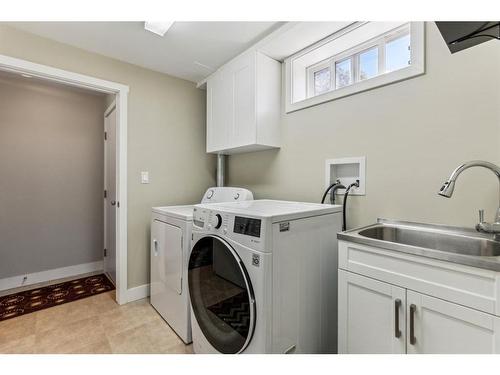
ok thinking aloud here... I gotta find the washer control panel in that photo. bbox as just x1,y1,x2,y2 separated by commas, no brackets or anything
233,216,261,238
211,214,223,229
193,207,267,252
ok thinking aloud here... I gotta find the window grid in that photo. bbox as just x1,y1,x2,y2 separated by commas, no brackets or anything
306,24,411,99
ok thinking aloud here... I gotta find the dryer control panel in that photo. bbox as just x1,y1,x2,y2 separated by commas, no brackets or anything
201,187,253,204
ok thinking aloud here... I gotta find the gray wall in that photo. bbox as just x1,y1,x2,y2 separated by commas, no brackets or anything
0,73,106,278
228,22,500,229
0,25,215,287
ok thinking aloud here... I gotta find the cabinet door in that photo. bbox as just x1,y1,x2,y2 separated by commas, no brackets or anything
228,52,256,147
207,70,231,152
338,270,406,353
407,290,500,354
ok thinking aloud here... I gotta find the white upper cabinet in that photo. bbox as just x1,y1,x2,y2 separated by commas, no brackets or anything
206,50,281,154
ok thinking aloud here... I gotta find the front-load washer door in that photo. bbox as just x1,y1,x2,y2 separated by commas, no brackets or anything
188,235,256,354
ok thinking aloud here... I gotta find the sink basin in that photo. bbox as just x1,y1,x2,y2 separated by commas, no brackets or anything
337,219,500,272
358,224,500,257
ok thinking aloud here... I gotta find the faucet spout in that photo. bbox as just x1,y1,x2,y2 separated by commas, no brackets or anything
439,160,500,203
438,160,500,236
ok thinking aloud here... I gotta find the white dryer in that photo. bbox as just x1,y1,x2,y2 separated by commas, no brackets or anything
188,200,342,354
150,187,253,344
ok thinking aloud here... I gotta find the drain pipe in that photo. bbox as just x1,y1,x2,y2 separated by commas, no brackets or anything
216,154,227,187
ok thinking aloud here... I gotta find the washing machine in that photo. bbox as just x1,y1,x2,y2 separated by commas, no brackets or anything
150,187,253,344
188,199,342,354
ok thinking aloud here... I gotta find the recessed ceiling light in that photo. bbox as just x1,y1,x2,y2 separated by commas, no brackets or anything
144,22,174,37
21,73,32,78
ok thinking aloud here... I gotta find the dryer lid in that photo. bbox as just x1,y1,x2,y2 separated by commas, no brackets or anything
152,205,195,220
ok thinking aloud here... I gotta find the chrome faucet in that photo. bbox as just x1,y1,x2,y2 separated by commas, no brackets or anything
438,160,500,239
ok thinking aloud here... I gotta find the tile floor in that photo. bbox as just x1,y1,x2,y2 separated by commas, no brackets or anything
0,290,193,354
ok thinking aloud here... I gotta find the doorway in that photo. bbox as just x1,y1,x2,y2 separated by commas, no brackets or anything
0,53,129,304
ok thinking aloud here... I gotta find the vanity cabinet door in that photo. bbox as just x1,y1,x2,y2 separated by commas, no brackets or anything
338,270,406,353
406,290,500,354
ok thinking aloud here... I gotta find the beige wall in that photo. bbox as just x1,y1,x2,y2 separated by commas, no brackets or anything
0,73,106,278
0,25,216,288
228,22,500,230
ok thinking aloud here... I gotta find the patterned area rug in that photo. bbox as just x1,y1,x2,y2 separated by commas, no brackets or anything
207,291,250,338
0,274,115,322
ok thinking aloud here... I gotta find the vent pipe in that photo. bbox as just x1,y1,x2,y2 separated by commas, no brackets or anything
216,154,226,187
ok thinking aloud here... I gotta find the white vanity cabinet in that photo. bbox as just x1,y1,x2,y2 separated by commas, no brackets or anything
338,270,406,354
206,50,281,154
338,240,500,354
407,290,500,354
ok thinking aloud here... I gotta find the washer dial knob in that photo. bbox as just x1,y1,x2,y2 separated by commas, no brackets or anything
211,214,223,229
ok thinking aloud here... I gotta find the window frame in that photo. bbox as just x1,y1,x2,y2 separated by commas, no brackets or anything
357,45,380,82
307,59,332,97
334,56,354,89
383,28,412,73
286,22,425,113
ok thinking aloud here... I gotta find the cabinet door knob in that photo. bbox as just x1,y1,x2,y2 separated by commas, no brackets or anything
409,304,417,345
394,299,402,338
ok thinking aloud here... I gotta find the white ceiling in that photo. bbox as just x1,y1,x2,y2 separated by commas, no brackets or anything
8,22,282,83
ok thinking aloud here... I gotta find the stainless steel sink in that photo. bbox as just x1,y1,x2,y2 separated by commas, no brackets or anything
358,225,500,257
337,219,500,271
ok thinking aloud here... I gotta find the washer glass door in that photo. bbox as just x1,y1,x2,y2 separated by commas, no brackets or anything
188,236,255,354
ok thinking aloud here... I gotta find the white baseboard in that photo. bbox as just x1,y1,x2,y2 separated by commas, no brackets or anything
0,261,103,292
127,283,150,303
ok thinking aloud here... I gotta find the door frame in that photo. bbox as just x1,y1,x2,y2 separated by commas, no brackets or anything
0,54,129,305
103,100,116,284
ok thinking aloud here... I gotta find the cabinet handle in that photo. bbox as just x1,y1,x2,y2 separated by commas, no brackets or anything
409,304,417,345
394,299,402,338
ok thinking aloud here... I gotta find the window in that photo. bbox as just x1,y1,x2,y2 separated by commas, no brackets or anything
313,66,331,95
385,34,411,72
286,22,425,113
359,47,378,81
335,58,352,88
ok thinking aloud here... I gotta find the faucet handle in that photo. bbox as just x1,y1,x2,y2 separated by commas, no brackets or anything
479,209,485,223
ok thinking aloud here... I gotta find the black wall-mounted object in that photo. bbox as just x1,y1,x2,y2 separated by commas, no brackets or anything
435,22,499,53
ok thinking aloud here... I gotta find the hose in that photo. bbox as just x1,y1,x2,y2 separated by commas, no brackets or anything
342,180,359,231
321,180,342,204
330,183,346,204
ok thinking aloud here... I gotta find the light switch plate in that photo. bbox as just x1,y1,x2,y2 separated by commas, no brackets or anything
141,171,149,184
